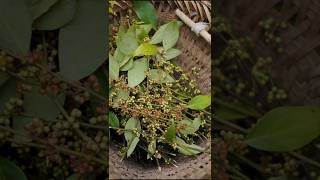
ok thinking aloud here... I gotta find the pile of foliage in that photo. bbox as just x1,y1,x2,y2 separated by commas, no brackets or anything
0,0,107,179
109,0,211,166
213,14,320,180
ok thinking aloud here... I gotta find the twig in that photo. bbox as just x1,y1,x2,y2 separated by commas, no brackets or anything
0,126,107,166
225,165,251,180
216,115,320,169
51,97,98,145
289,152,320,169
35,63,105,101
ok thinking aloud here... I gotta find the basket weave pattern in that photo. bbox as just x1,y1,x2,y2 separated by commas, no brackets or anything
109,3,212,179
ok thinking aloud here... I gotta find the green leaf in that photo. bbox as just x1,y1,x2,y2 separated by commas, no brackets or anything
175,137,204,155
246,106,320,152
95,67,107,96
109,54,119,80
114,49,129,66
149,69,175,83
114,49,133,70
147,140,156,159
127,136,139,158
215,99,261,118
116,25,127,46
0,72,9,87
0,0,32,57
139,84,145,92
128,58,148,87
112,89,129,107
133,0,157,29
13,86,65,142
34,0,77,30
177,118,201,135
164,48,182,60
108,111,119,128
0,157,27,180
124,117,141,157
163,21,182,51
28,0,58,20
133,43,157,57
135,24,153,41
125,117,140,142
118,30,139,56
59,0,107,81
187,95,211,110
215,106,247,121
149,23,168,44
166,122,176,142
0,79,17,112
120,59,134,71
20,86,65,120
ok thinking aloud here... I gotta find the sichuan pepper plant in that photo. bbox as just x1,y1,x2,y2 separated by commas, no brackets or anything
0,0,107,179
213,13,320,180
109,1,211,165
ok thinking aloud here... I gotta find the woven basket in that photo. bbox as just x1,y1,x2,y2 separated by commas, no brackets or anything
109,2,212,179
218,0,320,105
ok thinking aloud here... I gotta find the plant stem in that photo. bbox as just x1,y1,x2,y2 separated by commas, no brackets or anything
172,89,191,99
35,63,105,101
51,97,99,147
0,126,107,166
230,152,265,174
214,97,261,118
216,115,320,169
289,152,320,169
225,164,251,180
215,117,248,134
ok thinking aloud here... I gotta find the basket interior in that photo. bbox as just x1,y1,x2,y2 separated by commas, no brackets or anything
109,4,212,179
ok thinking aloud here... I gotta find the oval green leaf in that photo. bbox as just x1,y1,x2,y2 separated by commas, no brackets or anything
28,0,58,20
59,0,107,81
112,89,129,107
109,54,119,80
133,0,157,29
0,78,17,112
166,122,176,142
128,58,148,87
108,111,119,128
149,69,175,83
13,86,65,142
177,118,201,135
246,106,320,152
175,137,204,155
124,117,141,142
163,21,182,51
127,136,139,158
164,48,182,60
95,67,107,96
124,117,141,157
118,30,138,56
120,58,134,71
149,23,168,44
0,0,32,57
187,95,211,110
133,43,157,57
34,0,77,30
0,157,27,180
